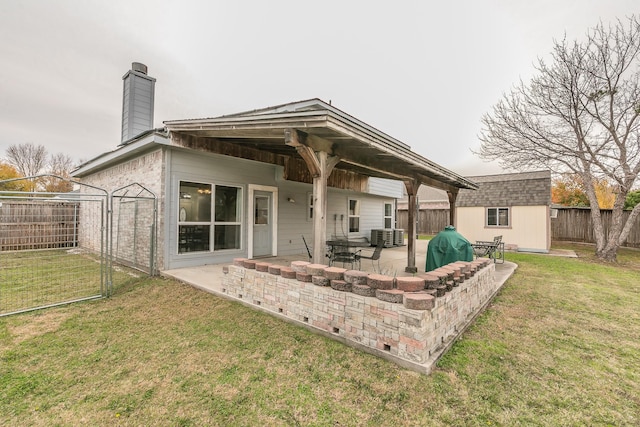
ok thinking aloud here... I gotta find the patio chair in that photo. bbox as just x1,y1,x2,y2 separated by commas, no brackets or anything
472,235,503,263
355,239,385,273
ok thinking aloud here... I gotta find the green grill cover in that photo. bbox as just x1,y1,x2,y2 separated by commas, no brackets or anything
425,226,473,272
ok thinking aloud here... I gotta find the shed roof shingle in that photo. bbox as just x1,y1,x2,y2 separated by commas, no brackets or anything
457,170,551,207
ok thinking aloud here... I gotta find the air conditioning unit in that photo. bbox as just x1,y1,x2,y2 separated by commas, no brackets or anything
393,229,404,246
371,229,394,247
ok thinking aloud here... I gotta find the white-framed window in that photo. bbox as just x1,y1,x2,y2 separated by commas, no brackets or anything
307,192,313,221
178,181,242,253
486,207,509,227
348,199,360,232
384,202,393,229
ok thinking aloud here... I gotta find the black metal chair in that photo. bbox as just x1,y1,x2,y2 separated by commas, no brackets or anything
331,250,360,270
355,240,385,272
325,239,357,269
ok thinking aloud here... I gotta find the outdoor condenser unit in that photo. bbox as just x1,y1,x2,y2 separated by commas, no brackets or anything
393,229,404,246
370,229,394,247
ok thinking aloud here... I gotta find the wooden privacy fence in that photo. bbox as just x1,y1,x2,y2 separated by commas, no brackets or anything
0,200,80,251
551,207,640,248
397,209,450,235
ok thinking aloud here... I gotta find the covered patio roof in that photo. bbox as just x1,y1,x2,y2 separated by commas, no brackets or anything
163,99,477,194
164,99,477,272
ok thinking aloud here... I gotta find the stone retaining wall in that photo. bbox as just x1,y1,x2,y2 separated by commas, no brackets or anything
222,258,499,373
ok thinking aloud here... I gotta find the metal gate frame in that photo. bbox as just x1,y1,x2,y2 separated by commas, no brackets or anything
0,175,157,316
109,182,158,283
0,175,109,316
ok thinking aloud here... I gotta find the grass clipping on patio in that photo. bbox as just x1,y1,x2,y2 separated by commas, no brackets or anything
1,245,639,426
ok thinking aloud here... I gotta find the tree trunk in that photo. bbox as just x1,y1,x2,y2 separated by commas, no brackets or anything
619,204,640,245
583,174,607,254
592,203,620,262
604,194,629,261
596,244,618,262
592,194,640,263
589,205,607,254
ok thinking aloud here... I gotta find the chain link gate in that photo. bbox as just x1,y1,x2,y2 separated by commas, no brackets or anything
0,176,109,316
110,183,158,277
0,176,157,317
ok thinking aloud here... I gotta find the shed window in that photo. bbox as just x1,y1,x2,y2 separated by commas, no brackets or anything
487,207,509,227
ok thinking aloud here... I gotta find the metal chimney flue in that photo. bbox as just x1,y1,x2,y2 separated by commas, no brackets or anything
131,62,147,75
121,62,156,144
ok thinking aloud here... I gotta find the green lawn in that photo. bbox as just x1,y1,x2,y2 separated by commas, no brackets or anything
1,244,639,426
0,249,142,315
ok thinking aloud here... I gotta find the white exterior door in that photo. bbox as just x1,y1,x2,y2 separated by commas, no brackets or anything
252,191,273,257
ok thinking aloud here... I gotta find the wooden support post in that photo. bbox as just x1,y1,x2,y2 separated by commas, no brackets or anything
312,152,339,263
447,190,458,227
285,128,339,263
404,179,419,273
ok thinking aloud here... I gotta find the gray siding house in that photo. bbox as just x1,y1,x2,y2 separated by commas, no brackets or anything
73,63,477,272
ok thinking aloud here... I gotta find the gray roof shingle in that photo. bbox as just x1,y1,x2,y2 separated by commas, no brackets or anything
456,170,551,207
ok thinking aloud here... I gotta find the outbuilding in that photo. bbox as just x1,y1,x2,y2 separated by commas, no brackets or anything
455,171,552,253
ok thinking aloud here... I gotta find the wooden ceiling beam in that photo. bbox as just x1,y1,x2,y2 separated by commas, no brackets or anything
284,129,321,177
333,142,465,191
172,129,470,193
415,173,460,194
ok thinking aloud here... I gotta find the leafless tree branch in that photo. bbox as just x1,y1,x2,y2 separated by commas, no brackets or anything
476,15,640,261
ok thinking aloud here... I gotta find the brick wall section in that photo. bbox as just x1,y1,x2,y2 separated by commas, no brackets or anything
222,258,498,373
78,149,165,269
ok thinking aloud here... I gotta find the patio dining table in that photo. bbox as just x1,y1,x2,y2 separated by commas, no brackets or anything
326,239,371,268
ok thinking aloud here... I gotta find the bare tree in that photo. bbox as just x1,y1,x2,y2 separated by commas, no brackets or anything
48,153,75,177
478,16,640,261
4,145,77,192
43,153,75,192
6,143,48,177
5,143,48,192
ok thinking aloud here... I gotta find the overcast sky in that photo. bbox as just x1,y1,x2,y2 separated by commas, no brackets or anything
1,1,637,176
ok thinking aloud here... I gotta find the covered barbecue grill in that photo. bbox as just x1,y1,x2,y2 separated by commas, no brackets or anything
425,226,473,272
